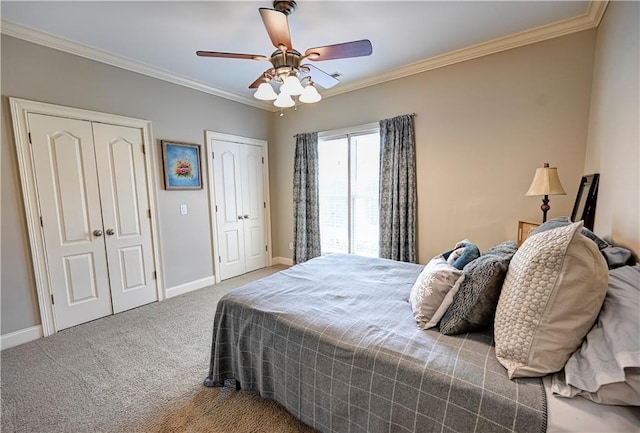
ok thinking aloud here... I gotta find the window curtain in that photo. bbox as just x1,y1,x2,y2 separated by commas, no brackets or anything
293,132,321,264
379,114,417,263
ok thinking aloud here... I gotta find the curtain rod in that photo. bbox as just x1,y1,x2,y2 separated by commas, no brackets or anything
293,113,417,138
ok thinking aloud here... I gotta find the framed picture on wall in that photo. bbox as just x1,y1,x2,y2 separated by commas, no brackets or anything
161,140,202,190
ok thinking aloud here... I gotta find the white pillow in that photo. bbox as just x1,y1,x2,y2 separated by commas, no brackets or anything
409,256,465,329
494,222,609,378
552,264,640,405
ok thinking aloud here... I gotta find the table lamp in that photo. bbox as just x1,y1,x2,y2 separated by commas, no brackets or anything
526,163,566,223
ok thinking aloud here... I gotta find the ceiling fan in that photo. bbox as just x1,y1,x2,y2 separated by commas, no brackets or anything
196,0,373,108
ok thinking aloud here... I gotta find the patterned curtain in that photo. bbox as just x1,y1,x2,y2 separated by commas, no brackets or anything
379,114,417,263
293,132,321,264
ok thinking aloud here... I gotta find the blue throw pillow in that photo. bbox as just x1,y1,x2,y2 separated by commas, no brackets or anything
442,240,480,270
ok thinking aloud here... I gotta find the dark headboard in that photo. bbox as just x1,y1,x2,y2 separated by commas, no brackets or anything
571,173,600,231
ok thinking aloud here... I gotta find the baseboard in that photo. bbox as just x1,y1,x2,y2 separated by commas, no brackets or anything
1,325,43,350
272,257,293,266
165,276,216,299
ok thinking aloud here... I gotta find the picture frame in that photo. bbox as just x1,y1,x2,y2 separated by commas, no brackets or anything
161,140,203,190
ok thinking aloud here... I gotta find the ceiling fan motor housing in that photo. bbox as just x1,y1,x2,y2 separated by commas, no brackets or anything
270,49,302,81
273,0,297,16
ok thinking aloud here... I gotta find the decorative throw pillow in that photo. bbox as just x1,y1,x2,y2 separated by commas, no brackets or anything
494,222,609,379
408,256,465,330
529,216,572,236
439,241,518,335
551,264,640,405
442,239,480,270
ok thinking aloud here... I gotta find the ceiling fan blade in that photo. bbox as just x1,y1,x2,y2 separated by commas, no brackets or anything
300,64,339,89
305,39,373,61
196,51,268,61
259,8,292,50
249,69,276,89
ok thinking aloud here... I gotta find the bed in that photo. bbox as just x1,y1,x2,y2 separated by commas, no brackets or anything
204,251,639,432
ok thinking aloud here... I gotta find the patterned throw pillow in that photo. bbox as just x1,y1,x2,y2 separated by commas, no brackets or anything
439,241,517,335
408,256,465,330
494,222,609,378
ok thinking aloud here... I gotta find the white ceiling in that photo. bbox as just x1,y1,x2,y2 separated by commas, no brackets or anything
1,1,596,110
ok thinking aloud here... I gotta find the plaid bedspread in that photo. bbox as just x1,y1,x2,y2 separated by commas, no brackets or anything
205,254,546,433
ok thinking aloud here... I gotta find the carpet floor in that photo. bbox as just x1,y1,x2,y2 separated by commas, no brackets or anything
1,266,317,433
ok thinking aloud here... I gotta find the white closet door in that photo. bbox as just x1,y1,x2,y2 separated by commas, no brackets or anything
28,113,113,330
241,144,266,273
212,140,245,280
92,123,157,313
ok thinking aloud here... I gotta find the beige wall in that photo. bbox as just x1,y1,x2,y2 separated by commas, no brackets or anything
269,30,596,263
1,35,270,334
583,1,640,254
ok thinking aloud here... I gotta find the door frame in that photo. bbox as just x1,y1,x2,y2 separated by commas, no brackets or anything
9,97,165,336
205,131,272,283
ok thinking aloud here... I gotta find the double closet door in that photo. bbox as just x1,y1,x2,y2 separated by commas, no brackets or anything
28,113,157,331
212,140,266,280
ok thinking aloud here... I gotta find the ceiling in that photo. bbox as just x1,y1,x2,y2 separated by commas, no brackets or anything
1,1,602,110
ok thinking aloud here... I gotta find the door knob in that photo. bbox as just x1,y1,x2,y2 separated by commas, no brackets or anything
238,215,243,220
243,214,249,219
93,229,103,237
106,228,115,236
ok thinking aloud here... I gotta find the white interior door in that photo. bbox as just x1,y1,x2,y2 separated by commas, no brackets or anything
92,123,157,313
212,140,245,280
241,144,266,273
28,113,113,330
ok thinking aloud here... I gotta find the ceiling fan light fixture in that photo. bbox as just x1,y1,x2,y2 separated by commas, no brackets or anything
254,81,278,100
274,92,295,108
299,81,321,104
280,74,305,96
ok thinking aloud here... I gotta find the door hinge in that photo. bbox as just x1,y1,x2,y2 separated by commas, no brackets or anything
219,256,221,263
141,144,145,154
147,209,151,218
265,245,268,252
262,157,264,164
40,216,43,227
51,294,55,305
215,205,218,212
152,271,157,280
263,202,266,209
28,132,32,144
212,152,215,159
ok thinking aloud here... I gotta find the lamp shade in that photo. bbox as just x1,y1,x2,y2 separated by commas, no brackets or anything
526,164,566,196
299,82,322,104
273,92,295,108
280,75,304,96
253,82,278,101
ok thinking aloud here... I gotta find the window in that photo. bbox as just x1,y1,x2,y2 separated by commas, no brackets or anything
318,126,380,257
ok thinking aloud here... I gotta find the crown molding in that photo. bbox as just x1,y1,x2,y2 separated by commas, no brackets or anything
320,0,609,100
1,1,607,112
0,20,271,110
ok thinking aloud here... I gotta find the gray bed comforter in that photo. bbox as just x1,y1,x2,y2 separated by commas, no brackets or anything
205,254,546,433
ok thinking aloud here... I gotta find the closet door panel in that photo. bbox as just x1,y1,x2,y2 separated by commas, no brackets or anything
213,141,245,280
28,113,113,330
241,144,266,273
93,123,157,313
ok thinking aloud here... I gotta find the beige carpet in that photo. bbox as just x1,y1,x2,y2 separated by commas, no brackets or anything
1,266,316,433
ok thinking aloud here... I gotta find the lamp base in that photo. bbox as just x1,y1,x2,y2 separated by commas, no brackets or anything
540,195,550,223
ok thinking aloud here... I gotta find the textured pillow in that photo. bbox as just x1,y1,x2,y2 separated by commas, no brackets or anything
551,264,640,405
494,222,609,378
439,241,518,335
408,256,465,330
439,255,509,335
483,240,518,258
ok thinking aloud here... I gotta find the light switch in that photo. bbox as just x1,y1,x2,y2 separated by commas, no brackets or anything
180,204,188,215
